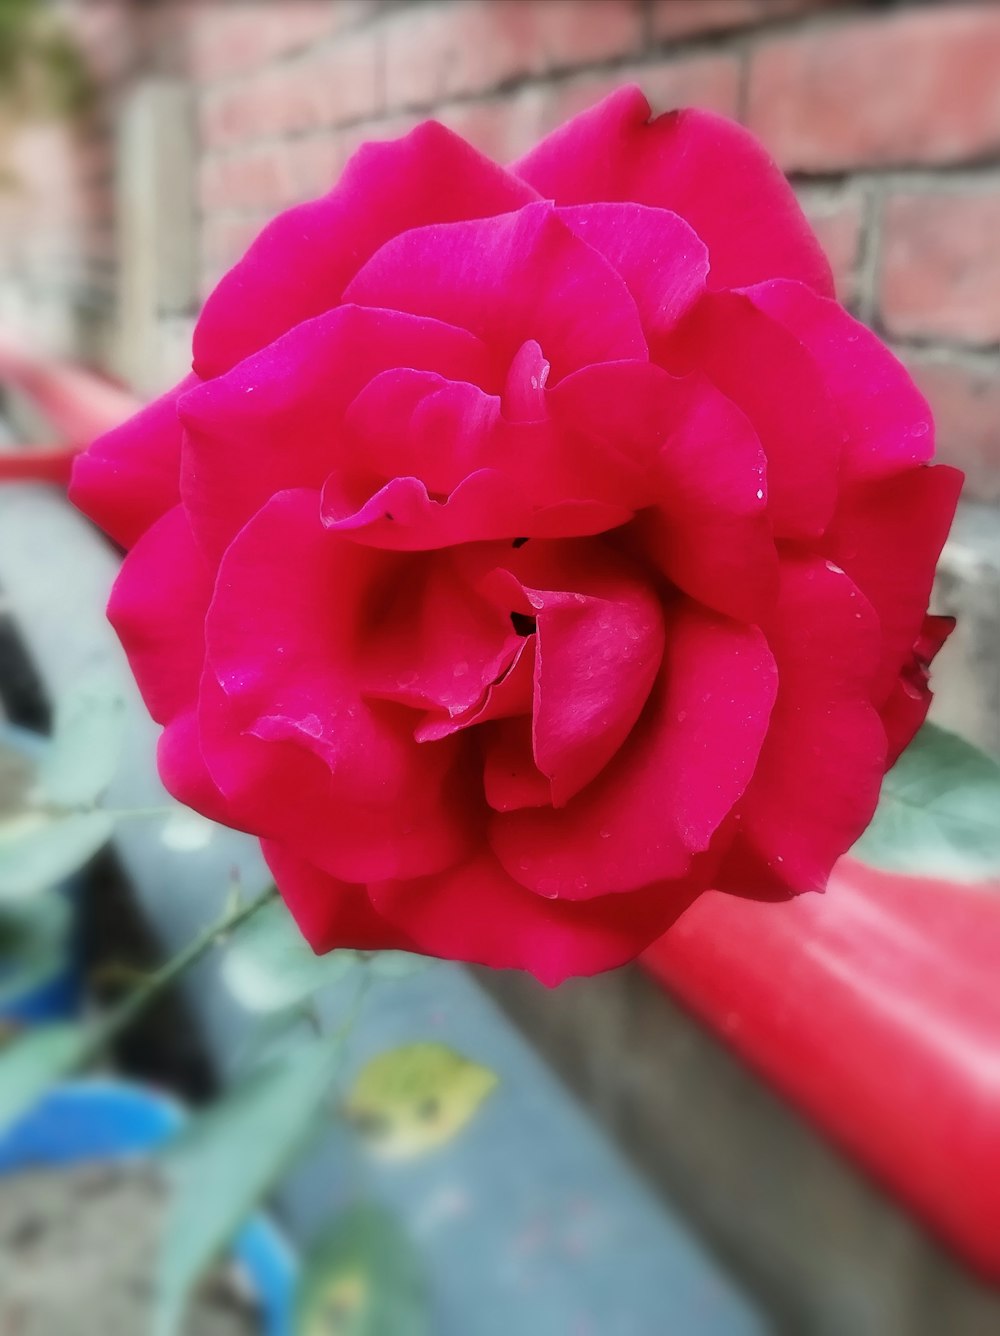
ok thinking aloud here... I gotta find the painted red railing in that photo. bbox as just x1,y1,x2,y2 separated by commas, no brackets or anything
0,334,140,484
4,337,998,1279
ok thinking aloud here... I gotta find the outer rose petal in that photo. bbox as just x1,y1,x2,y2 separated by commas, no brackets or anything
107,505,211,725
262,840,416,955
180,305,493,561
489,605,777,898
670,290,844,539
193,121,538,378
344,202,648,381
369,852,700,986
880,615,955,765
512,86,833,297
555,202,709,340
824,465,964,704
718,556,886,897
201,491,476,882
747,278,936,481
157,708,236,829
70,375,194,549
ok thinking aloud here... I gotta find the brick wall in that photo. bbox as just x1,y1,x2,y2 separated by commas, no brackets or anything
2,0,999,500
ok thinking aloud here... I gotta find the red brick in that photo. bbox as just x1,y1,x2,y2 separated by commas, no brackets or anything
880,190,1000,346
199,30,381,151
567,53,742,123
384,0,643,110
651,0,837,42
906,355,1000,503
746,6,1000,171
435,53,740,165
189,1,349,83
199,146,296,215
797,187,865,306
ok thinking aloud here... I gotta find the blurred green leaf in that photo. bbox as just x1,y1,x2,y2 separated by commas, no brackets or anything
39,669,126,808
295,1204,427,1336
853,723,1000,880
154,1035,345,1336
344,1043,498,1161
366,952,429,980
0,810,112,899
221,894,358,1013
0,888,71,1005
0,1022,88,1134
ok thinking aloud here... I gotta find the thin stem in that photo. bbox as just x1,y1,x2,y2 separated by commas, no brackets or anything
83,883,278,1061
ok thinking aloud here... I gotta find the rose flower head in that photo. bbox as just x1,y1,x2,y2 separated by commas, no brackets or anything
72,88,961,985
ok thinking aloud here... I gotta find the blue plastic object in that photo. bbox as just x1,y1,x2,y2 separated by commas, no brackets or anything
0,1080,297,1334
0,724,81,1023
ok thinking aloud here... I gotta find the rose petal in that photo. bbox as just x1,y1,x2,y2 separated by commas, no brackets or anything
344,201,648,382
70,375,194,548
369,851,700,985
179,305,493,561
556,202,709,341
490,603,777,897
521,549,666,806
670,290,843,539
107,505,211,725
824,465,964,703
262,839,416,954
157,707,237,829
194,121,538,377
746,278,936,481
718,555,886,896
356,548,520,716
549,361,777,620
201,490,476,882
512,86,833,297
880,614,955,765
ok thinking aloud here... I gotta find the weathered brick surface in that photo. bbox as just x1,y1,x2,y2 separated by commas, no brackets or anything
907,355,1000,505
880,190,1000,346
797,186,866,307
383,0,643,110
746,5,1000,171
651,0,838,42
2,0,1000,501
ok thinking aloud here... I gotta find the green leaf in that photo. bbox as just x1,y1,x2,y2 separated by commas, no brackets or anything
853,723,1000,880
0,809,112,899
295,1204,427,1336
366,952,429,980
0,888,72,1006
154,1035,344,1336
344,1043,498,1161
221,895,358,1013
0,1023,89,1134
0,810,112,898
38,668,126,808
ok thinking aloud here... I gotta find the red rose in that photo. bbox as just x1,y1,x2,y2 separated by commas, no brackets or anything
71,88,961,984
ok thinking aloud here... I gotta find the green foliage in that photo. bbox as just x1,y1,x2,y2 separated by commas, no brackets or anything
38,669,126,808
222,896,428,1014
222,895,357,1013
853,723,1000,880
0,809,113,899
295,1204,427,1336
0,669,124,899
0,1022,88,1134
0,0,92,121
153,1036,346,1336
0,888,71,1005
